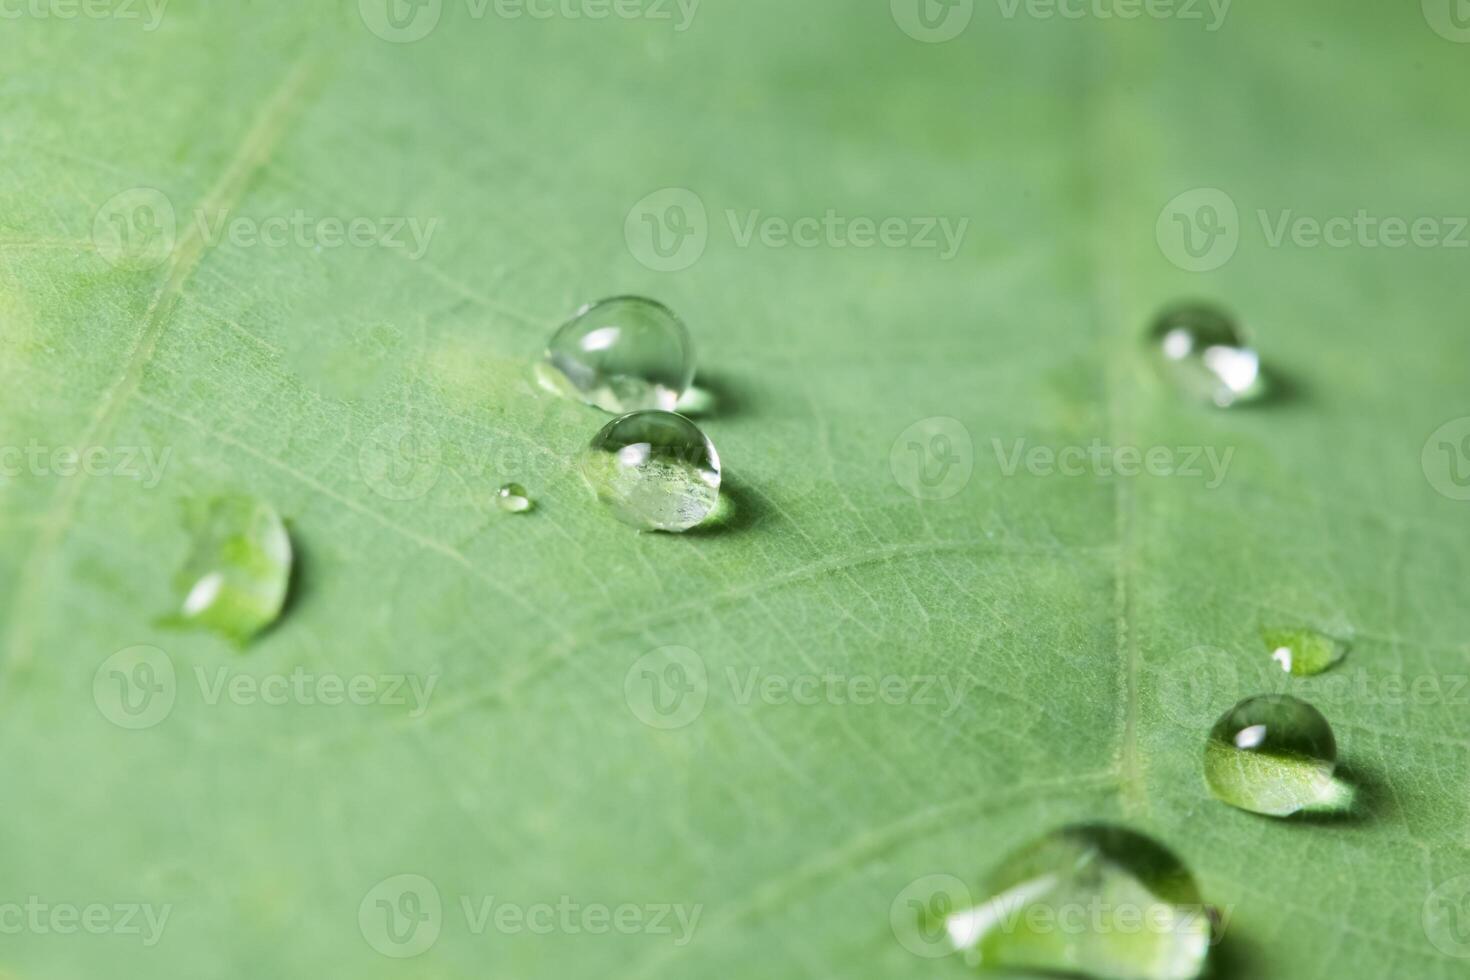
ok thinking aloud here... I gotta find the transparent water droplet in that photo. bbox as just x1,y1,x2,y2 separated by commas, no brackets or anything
1204,694,1351,816
1262,626,1348,676
581,410,719,532
166,495,292,645
539,296,694,413
1148,304,1264,407
496,482,533,513
933,823,1212,980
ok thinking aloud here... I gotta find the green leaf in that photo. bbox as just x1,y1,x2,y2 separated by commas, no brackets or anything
2,3,1468,978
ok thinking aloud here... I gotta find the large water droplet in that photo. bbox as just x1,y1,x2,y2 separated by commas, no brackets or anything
539,296,694,413
581,410,720,532
496,482,533,513
935,824,1212,980
1148,304,1264,407
1262,626,1347,676
1204,694,1350,816
167,495,292,645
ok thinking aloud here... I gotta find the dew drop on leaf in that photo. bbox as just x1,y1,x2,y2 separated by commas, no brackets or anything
1204,694,1351,817
165,495,292,646
580,410,720,532
1262,626,1348,676
933,823,1212,980
538,296,695,413
496,482,533,513
1148,304,1264,408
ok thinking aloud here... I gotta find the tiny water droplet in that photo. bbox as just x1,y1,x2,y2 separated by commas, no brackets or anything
166,495,292,645
1262,626,1347,676
496,482,533,513
581,410,720,532
1148,304,1264,407
539,296,694,413
935,823,1211,980
1204,694,1350,816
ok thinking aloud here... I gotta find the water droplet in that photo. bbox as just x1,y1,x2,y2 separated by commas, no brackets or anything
934,823,1212,980
1262,626,1347,676
1148,304,1264,407
581,410,720,532
166,495,292,645
539,296,694,413
1204,694,1350,816
496,482,533,513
